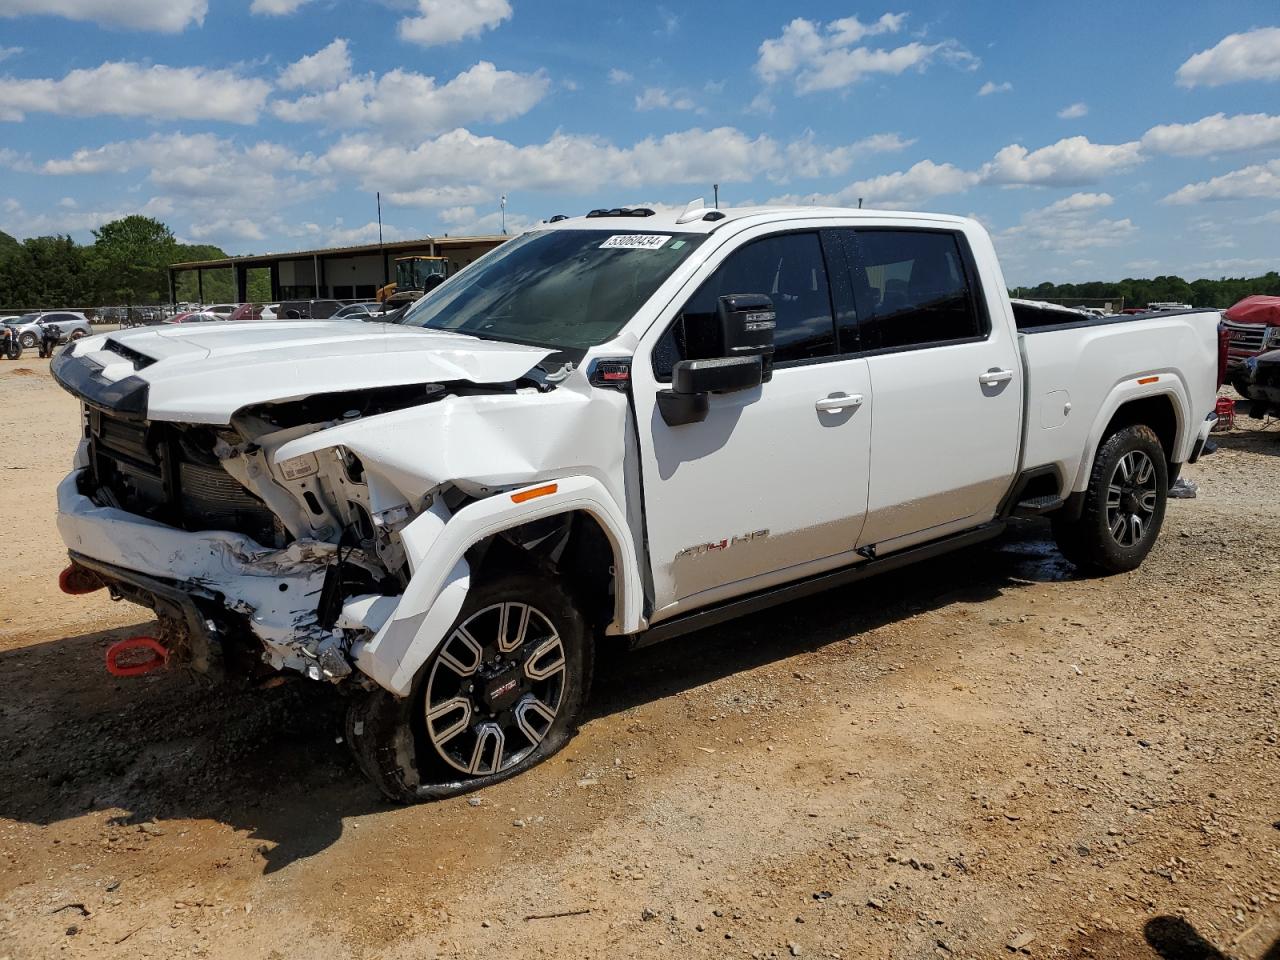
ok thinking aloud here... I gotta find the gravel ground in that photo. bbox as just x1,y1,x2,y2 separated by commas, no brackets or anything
0,359,1277,960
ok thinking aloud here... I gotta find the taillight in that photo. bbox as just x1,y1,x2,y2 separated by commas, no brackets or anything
1217,323,1230,389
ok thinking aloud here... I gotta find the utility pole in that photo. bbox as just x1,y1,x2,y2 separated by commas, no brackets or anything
377,192,387,286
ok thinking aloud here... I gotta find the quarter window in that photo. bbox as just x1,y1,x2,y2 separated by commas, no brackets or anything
849,230,983,350
654,231,836,378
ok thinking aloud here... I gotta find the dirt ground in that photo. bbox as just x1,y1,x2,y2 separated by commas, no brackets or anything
1,358,1277,960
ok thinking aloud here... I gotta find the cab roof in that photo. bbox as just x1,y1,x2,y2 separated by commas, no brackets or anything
534,202,970,235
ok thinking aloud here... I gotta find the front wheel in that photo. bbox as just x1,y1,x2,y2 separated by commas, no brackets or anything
347,571,593,802
1052,424,1168,574
18,332,36,349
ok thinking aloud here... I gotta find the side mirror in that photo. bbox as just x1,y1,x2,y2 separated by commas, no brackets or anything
657,294,776,426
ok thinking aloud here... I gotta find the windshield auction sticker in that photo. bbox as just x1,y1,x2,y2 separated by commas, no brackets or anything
600,234,671,250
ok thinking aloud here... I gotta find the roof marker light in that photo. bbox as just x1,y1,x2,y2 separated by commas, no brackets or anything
1137,376,1160,385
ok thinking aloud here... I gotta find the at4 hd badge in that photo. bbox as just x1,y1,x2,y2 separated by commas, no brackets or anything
675,529,770,560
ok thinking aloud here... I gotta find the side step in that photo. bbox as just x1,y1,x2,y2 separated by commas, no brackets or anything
1011,495,1064,518
631,522,1006,650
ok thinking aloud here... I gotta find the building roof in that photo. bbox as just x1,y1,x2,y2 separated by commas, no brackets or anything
169,235,509,271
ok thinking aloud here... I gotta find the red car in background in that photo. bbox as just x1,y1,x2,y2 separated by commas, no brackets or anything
1222,295,1280,388
227,303,265,322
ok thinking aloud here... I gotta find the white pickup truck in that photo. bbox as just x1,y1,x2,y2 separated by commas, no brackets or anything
52,203,1223,801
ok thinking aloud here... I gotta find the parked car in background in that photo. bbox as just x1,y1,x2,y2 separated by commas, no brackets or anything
259,303,281,321
204,304,239,318
165,310,225,324
227,303,265,322
3,311,92,348
1222,296,1280,389
277,299,342,319
330,302,383,321
1236,348,1280,419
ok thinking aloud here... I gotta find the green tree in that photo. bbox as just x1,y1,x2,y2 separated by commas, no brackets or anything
89,215,177,304
0,229,20,262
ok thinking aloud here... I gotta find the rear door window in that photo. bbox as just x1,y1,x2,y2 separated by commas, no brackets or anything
848,230,985,350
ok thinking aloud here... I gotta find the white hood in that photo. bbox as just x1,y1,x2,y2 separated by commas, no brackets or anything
60,320,553,424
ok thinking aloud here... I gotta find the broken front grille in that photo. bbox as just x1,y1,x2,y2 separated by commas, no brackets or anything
88,408,282,547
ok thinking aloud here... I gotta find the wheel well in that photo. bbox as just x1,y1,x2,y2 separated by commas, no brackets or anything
1102,395,1178,465
470,509,618,633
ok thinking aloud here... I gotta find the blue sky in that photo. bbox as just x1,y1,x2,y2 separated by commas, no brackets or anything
1,0,1279,285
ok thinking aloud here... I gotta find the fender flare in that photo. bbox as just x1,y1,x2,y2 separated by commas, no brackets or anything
1070,376,1190,493
352,475,643,697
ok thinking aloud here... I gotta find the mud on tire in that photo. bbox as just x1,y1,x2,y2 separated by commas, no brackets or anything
1051,424,1168,575
346,571,593,802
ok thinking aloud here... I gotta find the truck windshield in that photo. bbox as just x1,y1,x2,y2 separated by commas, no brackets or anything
398,229,707,350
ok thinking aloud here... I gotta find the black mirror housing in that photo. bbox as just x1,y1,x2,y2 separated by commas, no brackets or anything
656,294,776,426
717,293,776,369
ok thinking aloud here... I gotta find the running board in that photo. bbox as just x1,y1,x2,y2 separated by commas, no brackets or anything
630,522,1007,650
1011,495,1064,518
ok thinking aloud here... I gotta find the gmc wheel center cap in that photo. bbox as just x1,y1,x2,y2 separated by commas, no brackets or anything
482,664,524,712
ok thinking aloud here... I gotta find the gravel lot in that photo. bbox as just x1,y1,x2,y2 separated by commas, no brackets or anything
1,358,1277,960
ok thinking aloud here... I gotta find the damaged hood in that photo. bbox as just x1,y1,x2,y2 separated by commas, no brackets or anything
52,320,552,424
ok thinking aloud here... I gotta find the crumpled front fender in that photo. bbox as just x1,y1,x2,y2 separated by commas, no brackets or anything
347,474,644,697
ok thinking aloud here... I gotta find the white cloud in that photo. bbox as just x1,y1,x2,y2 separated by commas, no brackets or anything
26,133,330,248
607,68,633,85
773,159,980,209
980,136,1144,186
398,0,512,47
250,0,314,14
323,126,886,207
0,0,205,32
996,192,1136,255
1162,159,1280,204
0,45,22,62
273,61,549,136
279,38,351,91
635,87,695,111
746,92,774,115
1142,112,1280,157
1176,27,1280,87
755,13,973,93
0,62,270,123
978,80,1011,96
1057,102,1088,119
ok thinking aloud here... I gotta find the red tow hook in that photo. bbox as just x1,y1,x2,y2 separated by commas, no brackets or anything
106,636,170,677
59,564,103,595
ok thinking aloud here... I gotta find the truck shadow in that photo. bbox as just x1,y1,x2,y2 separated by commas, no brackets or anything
0,522,1073,873
1144,914,1280,960
1210,427,1280,457
591,519,1070,717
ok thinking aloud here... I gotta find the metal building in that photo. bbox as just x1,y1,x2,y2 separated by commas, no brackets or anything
167,235,508,304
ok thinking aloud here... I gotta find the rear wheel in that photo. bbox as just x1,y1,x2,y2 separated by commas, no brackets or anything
347,571,592,802
18,332,36,349
1052,424,1168,574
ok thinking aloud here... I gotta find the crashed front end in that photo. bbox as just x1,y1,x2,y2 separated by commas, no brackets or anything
49,324,629,694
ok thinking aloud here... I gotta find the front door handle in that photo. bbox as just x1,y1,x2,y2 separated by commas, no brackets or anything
979,369,1015,386
815,393,864,412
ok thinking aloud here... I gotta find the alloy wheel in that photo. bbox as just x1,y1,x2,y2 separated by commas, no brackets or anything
1105,450,1158,547
424,602,567,776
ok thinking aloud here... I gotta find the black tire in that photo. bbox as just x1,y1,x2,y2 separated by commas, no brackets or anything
18,332,36,349
347,570,592,802
1051,424,1168,575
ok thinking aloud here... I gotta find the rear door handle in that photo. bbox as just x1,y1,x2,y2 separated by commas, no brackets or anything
815,393,864,412
979,369,1015,386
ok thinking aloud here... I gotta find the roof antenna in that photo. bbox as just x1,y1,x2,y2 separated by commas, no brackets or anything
676,197,706,224
858,197,863,209
713,183,719,209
